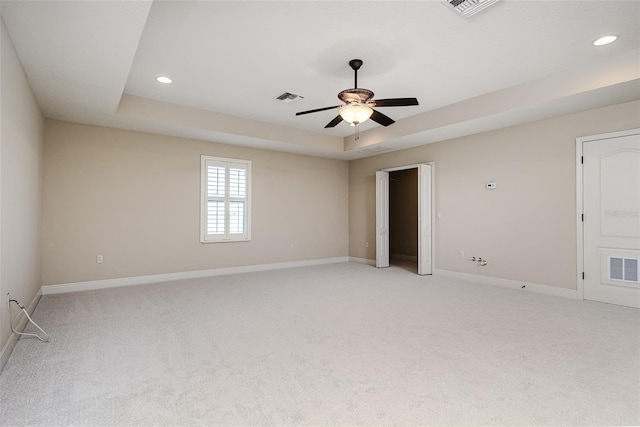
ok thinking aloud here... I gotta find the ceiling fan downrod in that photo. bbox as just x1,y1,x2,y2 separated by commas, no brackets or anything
349,59,363,89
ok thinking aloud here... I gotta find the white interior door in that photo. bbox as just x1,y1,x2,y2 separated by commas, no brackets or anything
583,132,640,308
376,170,389,268
418,164,432,275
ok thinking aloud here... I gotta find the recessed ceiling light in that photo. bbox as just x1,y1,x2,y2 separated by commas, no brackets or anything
156,76,172,84
593,35,618,46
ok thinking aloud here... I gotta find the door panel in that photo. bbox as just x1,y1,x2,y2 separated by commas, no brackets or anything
376,171,389,268
583,133,640,308
418,164,432,275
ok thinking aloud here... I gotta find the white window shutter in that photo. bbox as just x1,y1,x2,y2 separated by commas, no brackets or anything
201,156,251,242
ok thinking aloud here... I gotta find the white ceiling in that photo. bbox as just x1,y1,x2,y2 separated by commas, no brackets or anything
2,0,639,160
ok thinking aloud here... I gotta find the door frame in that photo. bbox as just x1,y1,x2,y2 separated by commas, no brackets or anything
575,128,640,301
376,162,435,274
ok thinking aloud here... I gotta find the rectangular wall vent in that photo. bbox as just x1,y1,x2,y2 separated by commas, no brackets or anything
274,92,304,103
609,257,639,283
442,0,500,18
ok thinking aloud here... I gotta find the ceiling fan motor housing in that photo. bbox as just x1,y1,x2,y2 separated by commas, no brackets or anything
338,88,374,105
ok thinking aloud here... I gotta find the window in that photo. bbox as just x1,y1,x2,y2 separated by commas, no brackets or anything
201,156,251,242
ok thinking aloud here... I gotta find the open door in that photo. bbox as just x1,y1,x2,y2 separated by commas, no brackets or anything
582,131,639,307
418,164,432,275
376,170,390,268
376,164,433,272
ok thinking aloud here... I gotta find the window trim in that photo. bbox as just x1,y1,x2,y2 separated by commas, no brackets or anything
200,155,251,243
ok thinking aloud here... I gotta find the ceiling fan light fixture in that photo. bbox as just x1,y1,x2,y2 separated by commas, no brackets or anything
295,59,417,129
339,104,373,125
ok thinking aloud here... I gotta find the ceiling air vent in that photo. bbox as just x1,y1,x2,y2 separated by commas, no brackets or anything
442,0,499,18
274,92,304,103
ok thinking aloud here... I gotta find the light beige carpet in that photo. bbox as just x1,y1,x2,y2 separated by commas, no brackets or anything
1,262,639,426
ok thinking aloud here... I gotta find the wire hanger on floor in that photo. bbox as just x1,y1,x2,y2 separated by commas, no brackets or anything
8,298,49,342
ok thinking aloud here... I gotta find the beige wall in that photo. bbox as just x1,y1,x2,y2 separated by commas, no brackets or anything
0,18,44,353
42,120,349,285
349,100,640,289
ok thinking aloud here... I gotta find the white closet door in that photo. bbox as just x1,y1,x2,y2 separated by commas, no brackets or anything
376,170,389,268
418,164,432,275
583,132,640,308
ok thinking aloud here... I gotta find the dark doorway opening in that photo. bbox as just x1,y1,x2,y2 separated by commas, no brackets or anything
389,168,418,273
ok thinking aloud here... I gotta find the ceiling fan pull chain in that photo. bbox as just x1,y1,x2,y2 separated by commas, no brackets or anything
355,124,360,140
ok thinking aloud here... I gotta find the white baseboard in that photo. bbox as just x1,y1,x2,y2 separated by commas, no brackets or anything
349,257,376,266
0,288,42,373
433,269,578,299
42,257,350,295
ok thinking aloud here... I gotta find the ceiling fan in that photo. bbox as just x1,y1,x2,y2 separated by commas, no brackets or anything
296,59,419,129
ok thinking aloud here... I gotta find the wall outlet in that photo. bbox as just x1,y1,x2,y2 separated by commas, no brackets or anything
459,251,465,258
96,254,103,263
289,244,294,250
366,242,369,248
